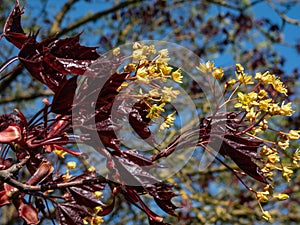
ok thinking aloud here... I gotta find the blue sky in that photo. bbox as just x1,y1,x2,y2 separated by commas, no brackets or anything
23,0,300,76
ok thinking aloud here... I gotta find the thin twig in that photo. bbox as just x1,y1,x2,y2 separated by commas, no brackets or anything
49,0,80,35
53,0,142,37
266,0,300,27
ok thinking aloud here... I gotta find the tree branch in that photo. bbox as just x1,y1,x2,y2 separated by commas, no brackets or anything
54,0,142,37
49,0,81,35
266,0,300,27
0,159,108,193
206,0,264,11
0,89,53,105
0,65,23,94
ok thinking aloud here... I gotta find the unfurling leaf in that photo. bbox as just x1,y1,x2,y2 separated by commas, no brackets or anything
26,161,54,185
2,0,27,48
15,198,40,225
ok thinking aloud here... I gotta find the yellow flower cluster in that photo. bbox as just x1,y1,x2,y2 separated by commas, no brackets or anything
128,42,183,84
160,112,176,130
83,215,104,225
255,71,288,95
292,149,300,166
146,103,165,119
231,65,294,120
118,43,185,130
235,64,254,85
196,61,224,80
83,204,105,224
256,185,289,222
200,61,298,222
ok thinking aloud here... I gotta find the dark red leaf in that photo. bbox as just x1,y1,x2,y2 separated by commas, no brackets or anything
147,184,178,217
96,72,129,106
51,76,78,114
149,220,171,225
112,155,161,186
57,202,91,225
122,150,157,167
67,186,106,209
2,0,28,48
200,113,267,183
18,34,99,92
218,136,267,183
97,197,115,216
124,188,164,223
129,106,151,139
223,145,266,183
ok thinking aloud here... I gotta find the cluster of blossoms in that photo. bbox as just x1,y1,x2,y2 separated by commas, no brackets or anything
115,42,183,130
201,62,299,221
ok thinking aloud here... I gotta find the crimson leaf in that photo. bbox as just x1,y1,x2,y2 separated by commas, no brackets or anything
57,202,91,225
18,34,99,92
2,0,28,48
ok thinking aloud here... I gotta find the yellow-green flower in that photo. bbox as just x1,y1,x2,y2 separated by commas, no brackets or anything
136,67,150,83
156,49,170,63
278,139,289,150
148,89,160,98
160,112,176,130
88,166,96,172
196,61,214,73
94,191,103,198
262,211,272,221
161,87,180,102
158,49,169,58
258,90,268,99
136,67,148,78
171,69,183,83
124,63,136,72
246,107,257,122
282,166,293,182
212,67,224,79
159,63,172,75
267,153,280,164
54,149,67,158
112,47,120,56
287,130,300,140
258,98,272,111
274,193,289,201
146,103,165,119
234,92,257,110
280,101,294,116
260,146,274,156
225,79,236,90
133,42,142,49
235,63,244,73
255,71,288,95
268,103,281,115
256,191,269,203
236,73,254,85
67,161,77,169
292,149,300,166
273,79,288,95
94,216,104,224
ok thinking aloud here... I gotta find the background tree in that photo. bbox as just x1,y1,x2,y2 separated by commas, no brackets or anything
0,0,300,224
